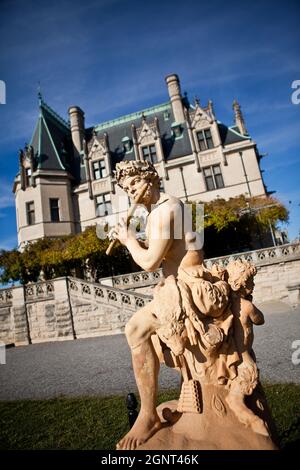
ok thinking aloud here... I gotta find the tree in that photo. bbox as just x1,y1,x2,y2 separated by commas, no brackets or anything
0,249,24,284
189,195,288,258
0,226,131,285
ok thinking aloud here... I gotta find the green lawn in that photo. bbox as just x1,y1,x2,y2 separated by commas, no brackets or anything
0,384,299,450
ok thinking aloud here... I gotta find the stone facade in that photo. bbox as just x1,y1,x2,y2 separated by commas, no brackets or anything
1,243,299,346
13,74,268,249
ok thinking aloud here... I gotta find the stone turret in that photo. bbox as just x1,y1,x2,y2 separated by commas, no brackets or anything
233,99,248,136
165,74,185,123
68,106,85,157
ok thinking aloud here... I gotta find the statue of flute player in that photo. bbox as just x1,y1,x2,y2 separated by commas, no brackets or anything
108,160,204,450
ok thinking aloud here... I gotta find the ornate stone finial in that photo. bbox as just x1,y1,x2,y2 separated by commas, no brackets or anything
154,116,160,135
18,149,25,190
103,132,110,152
208,100,215,118
82,138,88,156
24,144,34,162
28,144,34,160
37,82,42,106
131,123,138,142
233,99,248,135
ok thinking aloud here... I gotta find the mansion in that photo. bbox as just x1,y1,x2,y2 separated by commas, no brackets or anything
13,74,268,248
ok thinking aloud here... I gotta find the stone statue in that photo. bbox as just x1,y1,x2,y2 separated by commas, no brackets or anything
110,160,278,450
225,260,267,435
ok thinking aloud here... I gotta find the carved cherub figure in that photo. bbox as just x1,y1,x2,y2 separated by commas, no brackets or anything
224,260,268,436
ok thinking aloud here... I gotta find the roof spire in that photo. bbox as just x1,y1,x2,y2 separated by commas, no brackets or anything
233,99,248,135
194,95,200,107
208,99,215,118
37,81,43,106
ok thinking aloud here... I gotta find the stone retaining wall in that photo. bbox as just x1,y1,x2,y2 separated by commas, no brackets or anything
0,278,150,345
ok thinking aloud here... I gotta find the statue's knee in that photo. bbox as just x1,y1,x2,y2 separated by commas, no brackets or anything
125,320,136,341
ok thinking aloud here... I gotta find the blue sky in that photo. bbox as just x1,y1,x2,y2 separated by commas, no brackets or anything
0,0,299,250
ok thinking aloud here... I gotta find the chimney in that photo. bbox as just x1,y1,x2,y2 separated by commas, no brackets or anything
165,74,185,123
68,106,85,157
233,100,248,136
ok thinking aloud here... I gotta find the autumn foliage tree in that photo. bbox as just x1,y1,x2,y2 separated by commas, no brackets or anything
0,226,130,285
197,195,289,258
0,195,289,285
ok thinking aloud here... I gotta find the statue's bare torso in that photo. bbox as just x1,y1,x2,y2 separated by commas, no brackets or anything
145,193,203,277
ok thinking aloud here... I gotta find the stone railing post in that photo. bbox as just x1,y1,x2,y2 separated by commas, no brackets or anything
13,285,30,346
54,278,76,339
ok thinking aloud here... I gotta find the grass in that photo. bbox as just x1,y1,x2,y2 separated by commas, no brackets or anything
0,384,299,450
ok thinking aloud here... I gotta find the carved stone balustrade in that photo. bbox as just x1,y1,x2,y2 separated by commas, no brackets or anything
24,281,54,303
0,289,13,306
100,269,163,290
101,243,300,290
67,277,151,311
205,242,300,269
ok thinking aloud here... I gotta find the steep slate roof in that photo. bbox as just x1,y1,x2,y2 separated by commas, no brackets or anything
84,104,250,179
29,97,76,178
218,123,249,145
27,97,251,185
85,101,193,171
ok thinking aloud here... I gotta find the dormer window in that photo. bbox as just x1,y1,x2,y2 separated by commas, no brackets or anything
142,144,157,164
164,110,170,121
92,160,107,180
171,122,183,139
196,128,214,151
122,136,132,153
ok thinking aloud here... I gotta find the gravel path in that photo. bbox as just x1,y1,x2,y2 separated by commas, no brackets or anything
0,301,299,401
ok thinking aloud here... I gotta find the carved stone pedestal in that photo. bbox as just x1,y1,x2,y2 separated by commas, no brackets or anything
138,383,278,450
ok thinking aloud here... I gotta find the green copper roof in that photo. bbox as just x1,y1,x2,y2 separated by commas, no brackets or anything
29,99,73,172
94,101,171,131
40,115,66,170
228,125,250,139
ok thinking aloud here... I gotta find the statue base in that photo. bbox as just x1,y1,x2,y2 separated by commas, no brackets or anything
138,383,278,450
